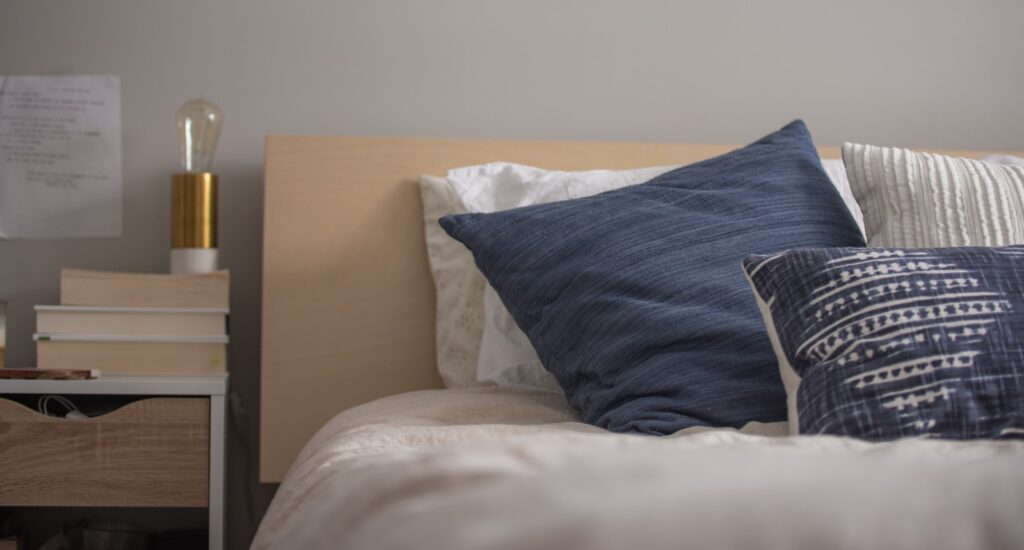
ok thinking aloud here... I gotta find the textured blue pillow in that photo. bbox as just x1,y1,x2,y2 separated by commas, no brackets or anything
744,246,1024,440
440,120,865,433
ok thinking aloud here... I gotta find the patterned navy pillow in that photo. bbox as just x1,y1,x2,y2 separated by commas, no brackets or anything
440,120,865,434
744,246,1024,440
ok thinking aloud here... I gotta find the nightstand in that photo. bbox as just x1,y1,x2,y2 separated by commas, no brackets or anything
0,373,227,550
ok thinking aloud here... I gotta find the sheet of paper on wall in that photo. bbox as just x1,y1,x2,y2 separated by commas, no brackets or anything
0,75,122,238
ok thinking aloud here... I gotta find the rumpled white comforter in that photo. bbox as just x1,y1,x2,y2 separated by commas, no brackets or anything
253,388,1024,550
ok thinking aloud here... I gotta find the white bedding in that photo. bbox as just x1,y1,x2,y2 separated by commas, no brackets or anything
254,388,1024,550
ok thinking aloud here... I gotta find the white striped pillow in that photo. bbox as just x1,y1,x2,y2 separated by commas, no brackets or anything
843,143,1024,248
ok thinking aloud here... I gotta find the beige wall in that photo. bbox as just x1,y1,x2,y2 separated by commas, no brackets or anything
1,0,1022,546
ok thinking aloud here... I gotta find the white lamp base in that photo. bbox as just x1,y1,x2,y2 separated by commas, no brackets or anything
171,248,219,275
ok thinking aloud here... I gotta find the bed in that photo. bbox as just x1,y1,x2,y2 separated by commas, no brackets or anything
254,130,1024,549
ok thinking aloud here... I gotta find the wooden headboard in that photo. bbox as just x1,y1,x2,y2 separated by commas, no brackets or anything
260,135,1007,482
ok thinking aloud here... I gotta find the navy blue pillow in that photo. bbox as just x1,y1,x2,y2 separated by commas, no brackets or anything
744,246,1024,440
441,120,865,433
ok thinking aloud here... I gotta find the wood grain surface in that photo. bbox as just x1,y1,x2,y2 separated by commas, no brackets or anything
0,397,209,507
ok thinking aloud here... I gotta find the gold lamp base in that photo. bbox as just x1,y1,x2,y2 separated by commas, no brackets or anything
172,172,218,249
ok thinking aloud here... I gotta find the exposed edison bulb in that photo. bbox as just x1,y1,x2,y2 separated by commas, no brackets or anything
177,98,222,173
172,97,221,275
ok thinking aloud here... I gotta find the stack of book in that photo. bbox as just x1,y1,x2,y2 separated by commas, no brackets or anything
34,269,229,375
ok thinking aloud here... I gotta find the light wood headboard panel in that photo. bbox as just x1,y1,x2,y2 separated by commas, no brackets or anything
260,135,1006,482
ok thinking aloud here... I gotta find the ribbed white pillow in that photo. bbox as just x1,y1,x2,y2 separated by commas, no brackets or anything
844,143,1024,247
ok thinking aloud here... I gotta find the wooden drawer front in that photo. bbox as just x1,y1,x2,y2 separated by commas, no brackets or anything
0,397,209,507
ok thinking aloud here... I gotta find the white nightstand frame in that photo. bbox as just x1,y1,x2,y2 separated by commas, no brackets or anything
0,373,227,550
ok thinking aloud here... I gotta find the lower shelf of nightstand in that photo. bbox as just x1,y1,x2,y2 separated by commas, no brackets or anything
0,506,209,550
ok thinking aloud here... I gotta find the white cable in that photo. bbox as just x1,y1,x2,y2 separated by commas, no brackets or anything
37,395,85,419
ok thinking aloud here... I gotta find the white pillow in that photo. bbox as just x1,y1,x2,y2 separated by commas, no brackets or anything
844,143,1024,247
419,175,484,388
419,163,672,388
424,159,865,392
464,164,674,391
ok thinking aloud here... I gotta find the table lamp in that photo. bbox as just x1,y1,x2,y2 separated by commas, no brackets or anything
172,98,222,274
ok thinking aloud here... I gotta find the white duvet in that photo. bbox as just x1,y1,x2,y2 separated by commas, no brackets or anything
253,388,1024,550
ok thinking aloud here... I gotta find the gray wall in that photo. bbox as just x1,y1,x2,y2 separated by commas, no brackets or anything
1,0,1022,546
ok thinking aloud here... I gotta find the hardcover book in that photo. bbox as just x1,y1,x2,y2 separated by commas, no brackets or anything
35,305,228,337
35,336,227,375
60,269,230,309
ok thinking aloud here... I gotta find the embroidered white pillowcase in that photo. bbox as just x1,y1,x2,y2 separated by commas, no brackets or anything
421,159,863,391
419,163,670,389
464,164,673,392
844,143,1024,248
419,175,484,388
